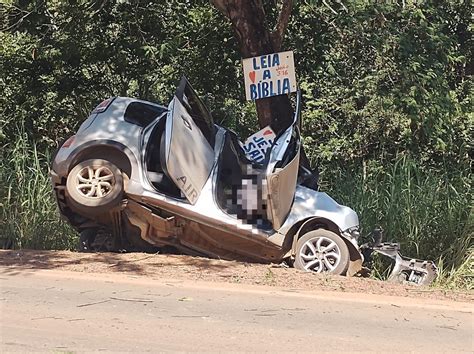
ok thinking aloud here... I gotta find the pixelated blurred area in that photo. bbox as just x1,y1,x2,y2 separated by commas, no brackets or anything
229,166,270,227
216,133,273,229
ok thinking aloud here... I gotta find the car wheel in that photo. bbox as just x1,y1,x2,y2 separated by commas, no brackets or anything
66,159,123,213
294,229,350,275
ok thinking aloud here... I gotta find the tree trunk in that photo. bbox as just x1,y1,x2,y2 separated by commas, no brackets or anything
211,0,314,173
211,0,294,133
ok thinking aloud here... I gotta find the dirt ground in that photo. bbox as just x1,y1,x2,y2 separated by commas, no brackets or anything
1,249,472,303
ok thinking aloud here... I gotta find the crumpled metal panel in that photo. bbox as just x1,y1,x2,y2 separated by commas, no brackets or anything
278,187,360,235
372,243,438,286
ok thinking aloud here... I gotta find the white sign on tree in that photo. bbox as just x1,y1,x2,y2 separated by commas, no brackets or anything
242,50,297,101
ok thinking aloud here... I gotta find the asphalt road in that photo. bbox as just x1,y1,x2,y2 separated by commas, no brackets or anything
0,269,472,352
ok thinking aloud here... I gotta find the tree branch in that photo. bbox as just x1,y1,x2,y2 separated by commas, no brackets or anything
1,5,33,32
335,0,348,12
322,0,338,15
270,0,293,51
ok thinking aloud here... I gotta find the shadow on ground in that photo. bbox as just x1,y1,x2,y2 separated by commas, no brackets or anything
1,250,472,303
0,249,232,276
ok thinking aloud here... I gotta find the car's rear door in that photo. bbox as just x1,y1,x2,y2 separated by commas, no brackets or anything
264,92,302,229
162,77,215,204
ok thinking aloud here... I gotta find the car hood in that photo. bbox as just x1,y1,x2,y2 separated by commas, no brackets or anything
279,185,360,234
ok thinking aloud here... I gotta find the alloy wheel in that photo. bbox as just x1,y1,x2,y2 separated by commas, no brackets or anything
299,236,342,272
75,165,115,198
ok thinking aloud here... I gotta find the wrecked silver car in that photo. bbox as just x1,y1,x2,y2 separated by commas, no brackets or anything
50,77,437,285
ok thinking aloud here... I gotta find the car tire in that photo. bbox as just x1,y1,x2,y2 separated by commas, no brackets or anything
294,229,350,275
66,159,123,214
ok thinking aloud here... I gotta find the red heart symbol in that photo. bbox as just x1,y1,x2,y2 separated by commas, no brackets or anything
263,129,273,136
249,71,256,83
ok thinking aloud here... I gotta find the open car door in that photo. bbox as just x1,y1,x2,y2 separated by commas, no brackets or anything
162,77,215,204
264,92,302,230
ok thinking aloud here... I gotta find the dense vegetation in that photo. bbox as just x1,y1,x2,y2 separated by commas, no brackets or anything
1,1,472,287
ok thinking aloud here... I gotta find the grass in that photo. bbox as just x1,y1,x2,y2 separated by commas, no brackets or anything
321,154,473,289
435,247,473,291
0,136,472,290
0,133,76,250
263,268,276,285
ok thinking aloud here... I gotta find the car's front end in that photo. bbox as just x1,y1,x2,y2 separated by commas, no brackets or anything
280,186,437,285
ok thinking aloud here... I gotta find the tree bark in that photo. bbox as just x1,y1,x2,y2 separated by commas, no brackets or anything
211,0,314,174
211,0,294,133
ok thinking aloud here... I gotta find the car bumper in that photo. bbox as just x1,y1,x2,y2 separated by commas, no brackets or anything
361,228,438,286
